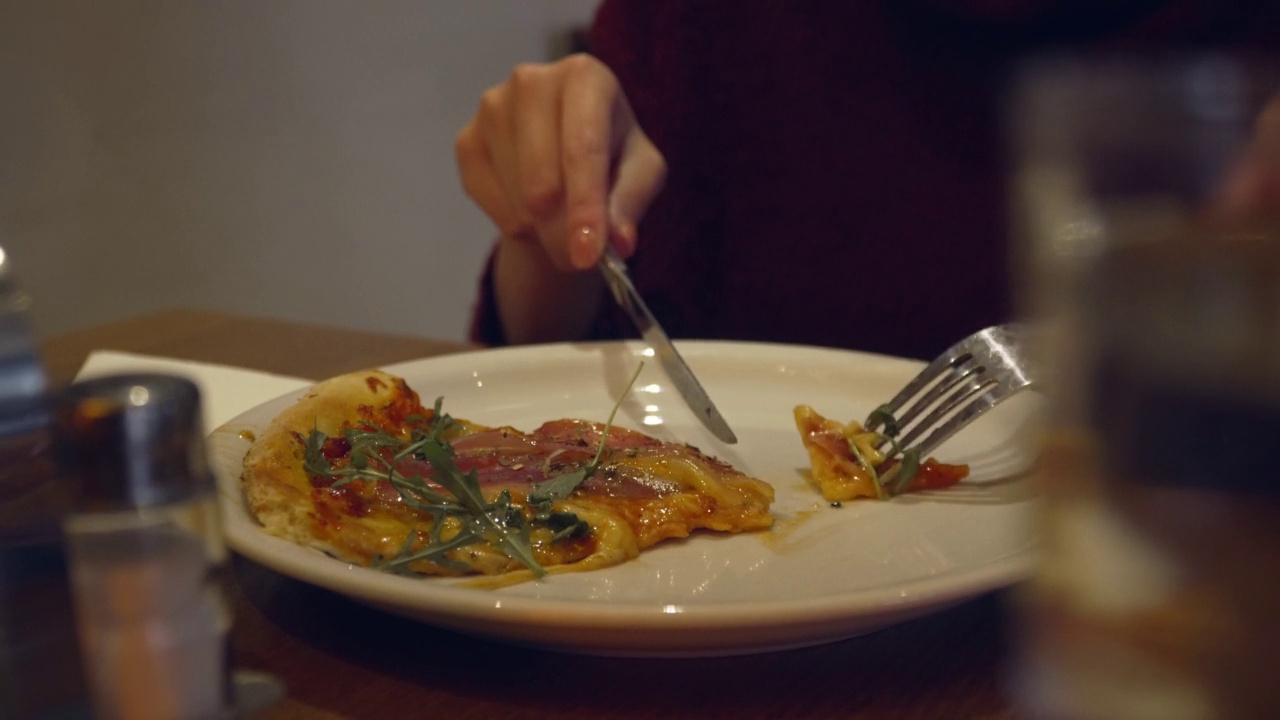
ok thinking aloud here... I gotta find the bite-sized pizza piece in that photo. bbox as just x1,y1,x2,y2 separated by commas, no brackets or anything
241,369,774,582
793,404,968,502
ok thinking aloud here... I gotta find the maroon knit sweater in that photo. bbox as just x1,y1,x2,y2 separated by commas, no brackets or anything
472,0,1280,359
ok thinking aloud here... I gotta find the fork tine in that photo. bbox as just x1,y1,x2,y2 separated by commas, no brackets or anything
908,384,1005,459
864,322,1012,430
865,348,966,431
863,324,1036,494
893,356,982,431
881,386,1005,495
895,372,996,449
869,359,978,454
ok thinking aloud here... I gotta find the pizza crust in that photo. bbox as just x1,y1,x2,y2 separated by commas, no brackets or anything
241,369,410,562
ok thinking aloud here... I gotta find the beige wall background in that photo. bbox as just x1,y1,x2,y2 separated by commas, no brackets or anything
0,0,599,340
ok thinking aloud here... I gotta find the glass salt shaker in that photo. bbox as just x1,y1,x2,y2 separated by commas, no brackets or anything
55,374,232,720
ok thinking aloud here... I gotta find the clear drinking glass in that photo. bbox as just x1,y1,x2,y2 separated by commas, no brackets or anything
1010,53,1280,719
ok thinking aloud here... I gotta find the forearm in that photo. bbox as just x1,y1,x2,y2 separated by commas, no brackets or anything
492,235,605,345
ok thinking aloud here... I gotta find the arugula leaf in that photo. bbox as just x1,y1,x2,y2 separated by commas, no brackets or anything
302,426,333,478
302,364,644,579
528,362,645,507
427,397,455,442
844,433,887,501
303,419,542,574
866,404,902,438
528,468,587,506
539,511,590,541
375,528,478,574
415,440,544,574
888,447,922,496
842,405,926,498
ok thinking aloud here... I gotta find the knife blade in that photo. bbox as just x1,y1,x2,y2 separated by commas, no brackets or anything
598,246,738,444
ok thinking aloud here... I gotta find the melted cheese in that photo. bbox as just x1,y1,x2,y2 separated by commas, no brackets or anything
244,368,774,585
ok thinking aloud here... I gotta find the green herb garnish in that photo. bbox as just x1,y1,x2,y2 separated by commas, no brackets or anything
866,404,902,438
845,405,923,498
303,363,644,578
527,362,644,509
844,434,888,500
883,446,922,496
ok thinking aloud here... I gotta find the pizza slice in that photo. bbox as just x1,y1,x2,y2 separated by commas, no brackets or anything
793,404,968,502
241,369,774,583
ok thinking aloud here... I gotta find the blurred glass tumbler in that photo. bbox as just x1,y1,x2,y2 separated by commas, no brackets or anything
56,374,232,720
1012,54,1280,718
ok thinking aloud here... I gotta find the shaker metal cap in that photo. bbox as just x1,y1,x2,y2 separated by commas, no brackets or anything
55,373,212,512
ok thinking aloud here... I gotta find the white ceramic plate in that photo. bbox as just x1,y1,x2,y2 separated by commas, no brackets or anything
209,340,1040,657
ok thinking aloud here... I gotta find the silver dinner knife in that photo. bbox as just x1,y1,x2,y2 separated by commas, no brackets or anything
598,246,738,444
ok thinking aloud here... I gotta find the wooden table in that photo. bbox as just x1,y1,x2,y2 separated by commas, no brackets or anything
42,309,1019,720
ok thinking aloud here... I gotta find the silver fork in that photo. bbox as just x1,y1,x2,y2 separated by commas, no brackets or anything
865,324,1036,464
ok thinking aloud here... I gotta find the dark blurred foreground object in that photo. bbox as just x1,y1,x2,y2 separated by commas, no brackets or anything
55,373,233,719
1012,54,1280,719
0,247,92,718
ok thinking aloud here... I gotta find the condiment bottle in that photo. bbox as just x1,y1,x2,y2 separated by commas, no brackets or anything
0,245,92,718
55,374,232,720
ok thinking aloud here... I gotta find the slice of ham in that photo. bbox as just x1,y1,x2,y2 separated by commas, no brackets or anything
386,420,666,491
312,417,702,514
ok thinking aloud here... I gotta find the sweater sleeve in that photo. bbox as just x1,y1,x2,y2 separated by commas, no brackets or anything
467,246,506,346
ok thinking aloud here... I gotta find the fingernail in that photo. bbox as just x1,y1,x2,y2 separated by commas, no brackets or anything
569,225,603,269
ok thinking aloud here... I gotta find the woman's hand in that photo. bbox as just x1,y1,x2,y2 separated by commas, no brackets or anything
457,53,667,268
456,54,666,344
